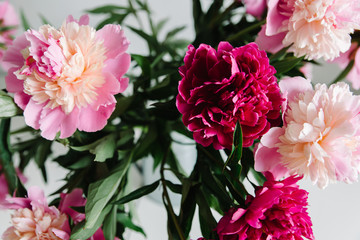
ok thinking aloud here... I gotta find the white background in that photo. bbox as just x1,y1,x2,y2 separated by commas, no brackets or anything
2,0,360,239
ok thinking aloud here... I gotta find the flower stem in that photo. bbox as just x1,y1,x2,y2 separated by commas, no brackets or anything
160,146,186,240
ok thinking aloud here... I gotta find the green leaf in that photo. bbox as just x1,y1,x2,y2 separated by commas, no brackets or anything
86,5,127,14
91,134,116,162
71,134,116,162
0,91,21,118
128,26,159,51
272,56,304,75
196,189,217,239
117,213,146,237
113,180,160,205
165,26,187,40
103,205,117,240
20,10,31,30
84,153,132,229
71,204,112,239
131,54,151,77
34,139,52,182
223,121,243,169
39,14,51,25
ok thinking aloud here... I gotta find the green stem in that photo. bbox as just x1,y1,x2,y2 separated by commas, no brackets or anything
160,146,186,240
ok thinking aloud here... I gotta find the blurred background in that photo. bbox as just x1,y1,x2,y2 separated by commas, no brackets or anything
2,1,360,239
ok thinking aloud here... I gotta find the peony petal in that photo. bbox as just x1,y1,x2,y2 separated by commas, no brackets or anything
59,107,79,138
77,104,115,132
23,99,45,130
3,33,28,69
103,52,131,81
39,107,65,140
6,67,25,93
96,24,130,59
255,25,285,53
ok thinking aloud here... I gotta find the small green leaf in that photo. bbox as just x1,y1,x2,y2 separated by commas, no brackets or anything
91,134,116,162
84,153,132,229
113,180,159,205
117,213,146,237
131,54,151,77
272,56,304,75
0,91,21,118
103,205,117,240
20,10,31,30
86,5,127,14
223,121,243,169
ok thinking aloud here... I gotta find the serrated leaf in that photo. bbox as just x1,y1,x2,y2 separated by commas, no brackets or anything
0,91,21,118
113,180,159,205
84,153,132,229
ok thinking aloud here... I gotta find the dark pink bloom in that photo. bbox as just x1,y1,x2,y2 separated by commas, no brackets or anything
216,173,314,240
177,42,283,149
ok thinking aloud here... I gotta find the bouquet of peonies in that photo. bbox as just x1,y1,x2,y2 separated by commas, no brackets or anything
1,0,360,239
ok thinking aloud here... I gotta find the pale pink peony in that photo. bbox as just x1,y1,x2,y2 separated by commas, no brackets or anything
256,0,360,60
216,173,314,240
332,42,360,90
2,186,70,240
3,15,130,140
242,0,266,18
255,77,360,188
177,42,283,150
0,1,19,70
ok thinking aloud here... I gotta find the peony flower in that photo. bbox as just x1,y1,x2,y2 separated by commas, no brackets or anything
0,1,19,70
256,0,360,60
216,173,314,240
3,15,130,140
255,77,360,188
331,42,360,90
2,186,70,240
176,42,283,150
242,0,266,18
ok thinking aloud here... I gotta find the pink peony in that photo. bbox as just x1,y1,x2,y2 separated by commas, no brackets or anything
216,173,314,240
332,42,360,90
3,15,130,140
256,0,360,60
176,42,283,150
0,1,19,70
255,77,360,188
242,0,266,18
2,186,70,240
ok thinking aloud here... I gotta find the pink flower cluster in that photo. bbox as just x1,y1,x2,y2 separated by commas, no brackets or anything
4,15,130,140
216,173,314,240
256,0,360,60
177,42,283,150
255,77,360,188
0,1,19,70
2,187,118,240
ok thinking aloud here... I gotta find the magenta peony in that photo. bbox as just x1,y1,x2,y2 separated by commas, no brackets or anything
255,77,360,188
2,186,70,240
176,42,283,150
3,15,130,140
216,173,314,240
0,1,19,70
256,0,360,60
